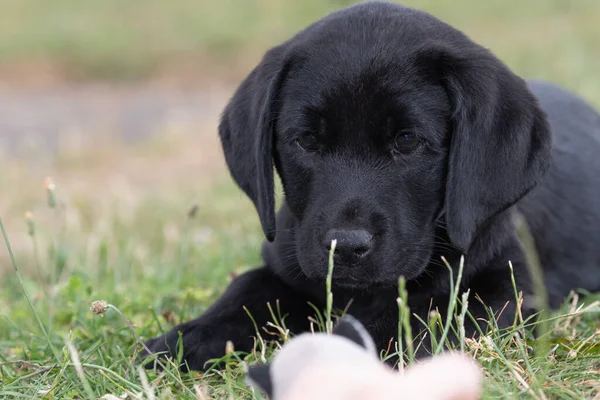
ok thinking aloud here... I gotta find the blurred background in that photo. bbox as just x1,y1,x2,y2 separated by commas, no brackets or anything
1,0,600,319
0,2,599,397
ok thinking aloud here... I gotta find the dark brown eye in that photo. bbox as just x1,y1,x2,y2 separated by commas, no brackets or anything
296,132,320,151
393,131,420,154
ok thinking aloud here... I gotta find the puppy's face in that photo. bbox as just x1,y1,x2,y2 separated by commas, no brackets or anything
219,2,552,289
275,59,450,286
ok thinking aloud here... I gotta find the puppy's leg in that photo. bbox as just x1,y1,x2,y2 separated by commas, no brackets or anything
368,264,533,364
465,262,535,333
142,267,313,371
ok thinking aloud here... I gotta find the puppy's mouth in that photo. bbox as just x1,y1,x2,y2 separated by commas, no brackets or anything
329,267,372,289
301,262,371,288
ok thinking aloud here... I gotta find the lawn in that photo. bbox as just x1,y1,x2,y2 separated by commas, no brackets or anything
1,0,600,399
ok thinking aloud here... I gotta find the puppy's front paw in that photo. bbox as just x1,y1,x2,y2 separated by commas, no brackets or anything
141,323,229,372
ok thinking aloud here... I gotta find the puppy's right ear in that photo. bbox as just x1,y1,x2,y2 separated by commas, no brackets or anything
218,45,292,242
414,40,551,251
332,315,377,355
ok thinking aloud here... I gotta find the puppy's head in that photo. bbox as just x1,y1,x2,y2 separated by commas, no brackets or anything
219,2,551,287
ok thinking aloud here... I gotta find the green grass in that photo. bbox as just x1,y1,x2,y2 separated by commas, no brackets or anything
0,169,266,398
1,0,600,398
0,139,599,399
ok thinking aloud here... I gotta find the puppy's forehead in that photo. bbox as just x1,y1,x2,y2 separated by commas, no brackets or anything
279,58,449,142
283,60,421,110
273,2,464,142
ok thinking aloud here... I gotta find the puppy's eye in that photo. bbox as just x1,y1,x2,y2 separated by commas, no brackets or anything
393,131,420,154
296,132,320,152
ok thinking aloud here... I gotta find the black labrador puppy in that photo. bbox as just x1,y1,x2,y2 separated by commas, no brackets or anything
144,1,600,371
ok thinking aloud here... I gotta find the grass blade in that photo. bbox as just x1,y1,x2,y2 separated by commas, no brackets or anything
325,239,336,334
0,216,61,363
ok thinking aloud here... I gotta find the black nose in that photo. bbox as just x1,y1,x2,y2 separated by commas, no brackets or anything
324,229,373,260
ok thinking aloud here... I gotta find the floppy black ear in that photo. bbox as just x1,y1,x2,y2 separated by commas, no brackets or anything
418,42,552,251
332,315,377,355
246,363,273,398
218,45,292,241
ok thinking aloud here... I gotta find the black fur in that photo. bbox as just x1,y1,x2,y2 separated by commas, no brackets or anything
143,1,600,371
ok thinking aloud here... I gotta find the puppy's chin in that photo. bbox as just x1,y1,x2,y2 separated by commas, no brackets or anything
298,255,430,290
331,273,371,290
299,259,374,289
331,278,395,291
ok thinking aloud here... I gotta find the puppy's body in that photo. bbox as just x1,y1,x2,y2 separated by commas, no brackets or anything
520,81,600,306
144,2,600,371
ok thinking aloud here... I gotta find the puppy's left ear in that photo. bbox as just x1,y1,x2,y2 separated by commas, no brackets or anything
246,363,274,398
418,41,552,251
218,44,293,242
